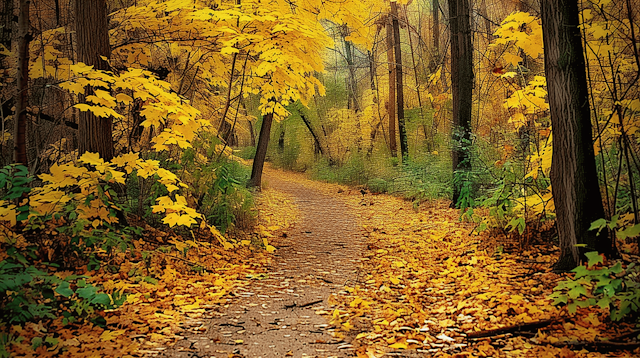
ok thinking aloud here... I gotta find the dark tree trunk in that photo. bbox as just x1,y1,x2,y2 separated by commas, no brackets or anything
343,34,360,112
277,123,285,152
449,0,474,206
368,50,376,91
541,0,616,270
431,0,440,72
299,111,325,156
248,119,256,147
0,0,13,49
386,15,397,158
249,112,273,189
391,1,408,161
14,0,30,165
75,0,113,160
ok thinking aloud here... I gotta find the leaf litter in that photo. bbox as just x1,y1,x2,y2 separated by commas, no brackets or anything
5,168,638,357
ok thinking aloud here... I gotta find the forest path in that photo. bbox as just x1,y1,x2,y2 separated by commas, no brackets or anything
161,167,366,357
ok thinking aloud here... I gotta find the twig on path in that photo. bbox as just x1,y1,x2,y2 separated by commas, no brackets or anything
550,340,640,352
284,299,323,309
466,318,564,339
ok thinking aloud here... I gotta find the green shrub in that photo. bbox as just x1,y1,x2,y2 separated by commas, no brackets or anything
236,146,257,160
551,252,640,322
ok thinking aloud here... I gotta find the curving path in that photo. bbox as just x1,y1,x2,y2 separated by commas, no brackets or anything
160,170,365,357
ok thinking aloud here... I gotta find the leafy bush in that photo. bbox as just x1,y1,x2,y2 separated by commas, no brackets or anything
550,252,640,321
180,144,256,234
0,246,126,325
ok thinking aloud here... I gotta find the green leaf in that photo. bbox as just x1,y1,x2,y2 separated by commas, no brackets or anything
572,265,590,279
597,297,611,309
44,336,59,346
589,218,607,231
32,336,43,349
91,293,111,306
584,251,603,267
568,302,577,313
552,295,568,305
610,262,623,274
618,223,640,240
77,285,98,299
568,285,588,299
55,282,74,297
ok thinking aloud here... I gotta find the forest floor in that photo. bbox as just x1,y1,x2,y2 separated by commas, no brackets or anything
6,167,639,358
154,167,638,358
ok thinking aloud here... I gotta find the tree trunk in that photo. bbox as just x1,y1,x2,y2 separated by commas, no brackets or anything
248,119,256,147
391,1,408,161
368,50,376,91
343,34,360,112
0,0,13,49
480,0,493,42
541,0,615,270
431,0,440,72
449,0,474,206
299,111,325,157
386,15,397,158
75,0,113,160
13,0,30,165
248,112,273,189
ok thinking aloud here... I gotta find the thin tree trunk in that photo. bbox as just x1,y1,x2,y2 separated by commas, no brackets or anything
1,0,13,49
449,0,474,206
75,0,113,160
14,0,30,165
386,15,397,158
344,36,360,112
249,112,274,189
299,111,325,156
248,119,256,147
431,0,440,71
368,50,376,91
391,1,408,161
404,5,432,150
541,0,615,270
480,0,493,42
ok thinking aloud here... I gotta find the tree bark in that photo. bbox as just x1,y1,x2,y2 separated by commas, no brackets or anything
75,0,114,160
391,1,408,161
248,119,256,147
449,0,474,206
343,31,360,112
248,112,274,189
299,111,325,156
13,0,30,165
541,0,615,270
0,0,13,49
386,15,397,158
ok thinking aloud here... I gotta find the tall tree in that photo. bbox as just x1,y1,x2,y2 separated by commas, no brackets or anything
14,0,31,165
391,1,408,160
75,0,114,160
449,0,474,206
385,14,398,158
431,0,440,71
541,0,616,270
341,25,360,112
248,112,274,188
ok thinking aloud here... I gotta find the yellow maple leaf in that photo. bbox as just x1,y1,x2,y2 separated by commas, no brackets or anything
99,329,126,342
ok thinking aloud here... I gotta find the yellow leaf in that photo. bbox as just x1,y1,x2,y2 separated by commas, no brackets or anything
439,319,455,327
100,329,126,342
388,341,408,349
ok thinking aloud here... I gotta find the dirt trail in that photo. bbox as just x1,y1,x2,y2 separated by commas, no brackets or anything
161,170,365,357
